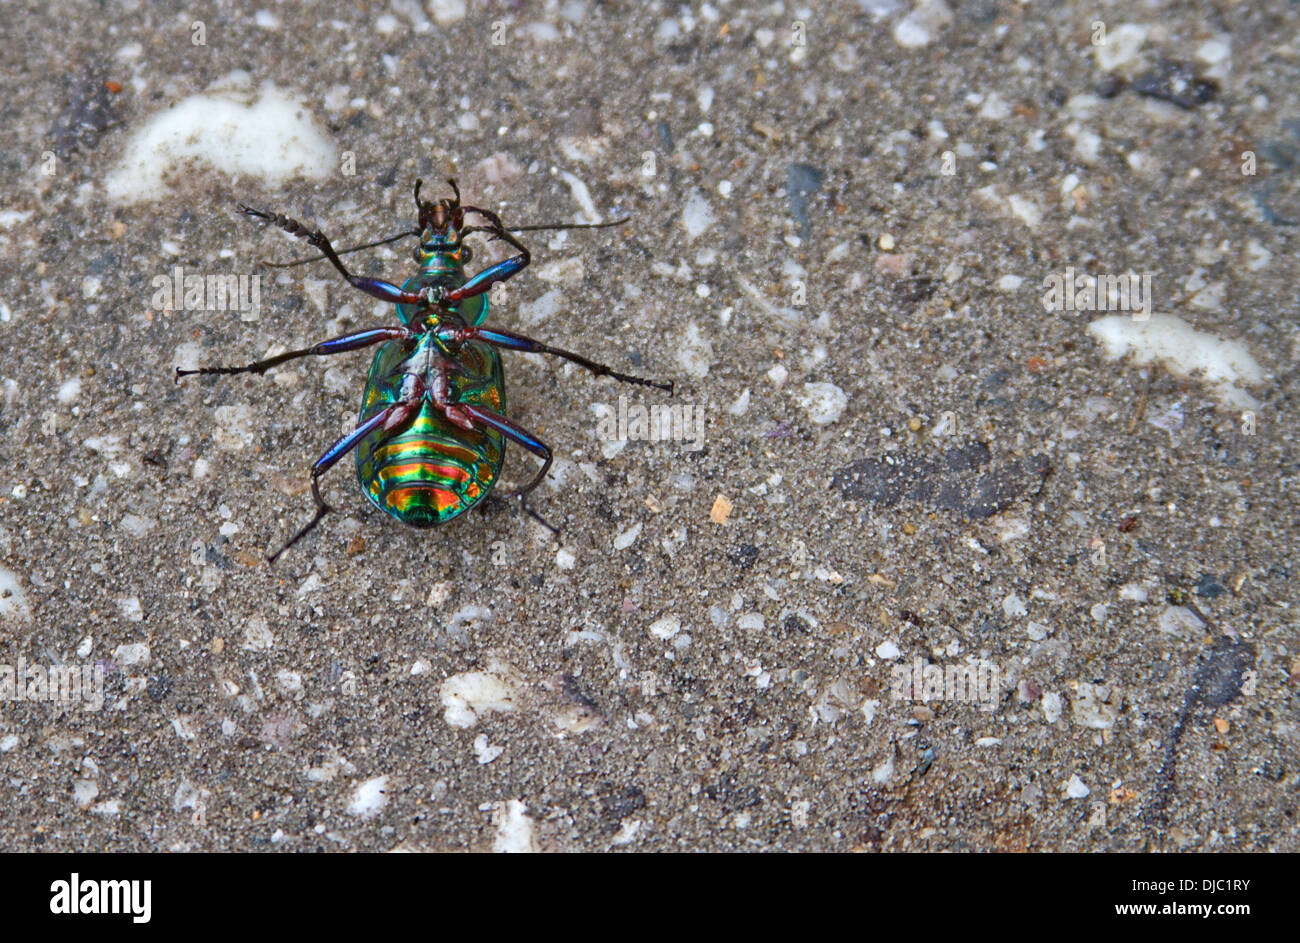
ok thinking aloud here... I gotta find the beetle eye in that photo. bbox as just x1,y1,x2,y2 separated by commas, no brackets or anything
461,245,473,264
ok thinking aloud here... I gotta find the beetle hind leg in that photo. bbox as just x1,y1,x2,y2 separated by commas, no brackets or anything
267,400,417,564
486,491,560,537
451,402,560,537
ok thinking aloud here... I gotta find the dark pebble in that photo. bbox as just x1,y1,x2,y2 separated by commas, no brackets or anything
1195,573,1225,598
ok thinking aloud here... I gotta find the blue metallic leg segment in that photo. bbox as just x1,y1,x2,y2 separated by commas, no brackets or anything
459,402,553,495
442,216,530,304
443,255,527,302
241,204,424,305
458,402,558,535
177,327,414,381
268,402,413,564
441,325,673,393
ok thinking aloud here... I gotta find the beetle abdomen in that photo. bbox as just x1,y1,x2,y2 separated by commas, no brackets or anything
357,403,502,526
355,338,506,526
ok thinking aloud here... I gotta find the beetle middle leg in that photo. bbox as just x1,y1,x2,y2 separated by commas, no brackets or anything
439,324,673,393
176,326,414,382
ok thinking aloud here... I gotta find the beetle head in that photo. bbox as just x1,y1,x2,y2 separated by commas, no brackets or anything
413,178,469,259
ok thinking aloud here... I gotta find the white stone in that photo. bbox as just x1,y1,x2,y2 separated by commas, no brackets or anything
0,566,32,624
613,523,642,551
1041,691,1063,723
347,776,389,817
681,191,715,239
649,615,682,640
797,382,848,425
892,0,952,48
492,800,538,853
440,666,521,728
113,642,150,667
677,321,714,379
1094,24,1148,75
106,76,336,204
1089,313,1264,411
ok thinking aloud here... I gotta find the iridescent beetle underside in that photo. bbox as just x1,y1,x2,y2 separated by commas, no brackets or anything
177,179,672,562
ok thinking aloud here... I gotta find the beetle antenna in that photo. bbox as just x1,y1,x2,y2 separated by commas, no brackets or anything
509,216,631,232
260,229,420,268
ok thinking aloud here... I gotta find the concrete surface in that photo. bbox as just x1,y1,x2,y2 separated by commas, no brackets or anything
0,0,1296,852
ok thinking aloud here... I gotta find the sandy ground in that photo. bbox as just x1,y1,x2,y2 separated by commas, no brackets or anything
0,0,1296,852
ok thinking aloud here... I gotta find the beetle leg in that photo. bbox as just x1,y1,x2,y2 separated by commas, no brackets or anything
260,228,421,269
441,216,530,304
240,204,424,305
268,399,418,564
450,402,559,536
485,492,560,536
439,324,673,393
453,402,553,496
176,326,414,382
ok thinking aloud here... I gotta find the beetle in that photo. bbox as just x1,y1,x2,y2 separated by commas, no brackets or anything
177,179,672,562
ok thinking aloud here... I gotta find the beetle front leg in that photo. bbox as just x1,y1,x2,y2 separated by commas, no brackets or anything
441,216,530,304
240,205,425,305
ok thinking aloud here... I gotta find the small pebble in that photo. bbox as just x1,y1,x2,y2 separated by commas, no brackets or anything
797,382,848,425
613,523,642,551
681,191,715,240
728,388,751,416
892,0,953,49
1094,23,1148,75
113,642,149,666
1041,691,1063,723
473,734,504,765
1118,582,1149,602
709,494,733,524
676,321,713,379
440,667,521,728
649,615,682,640
347,776,389,818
